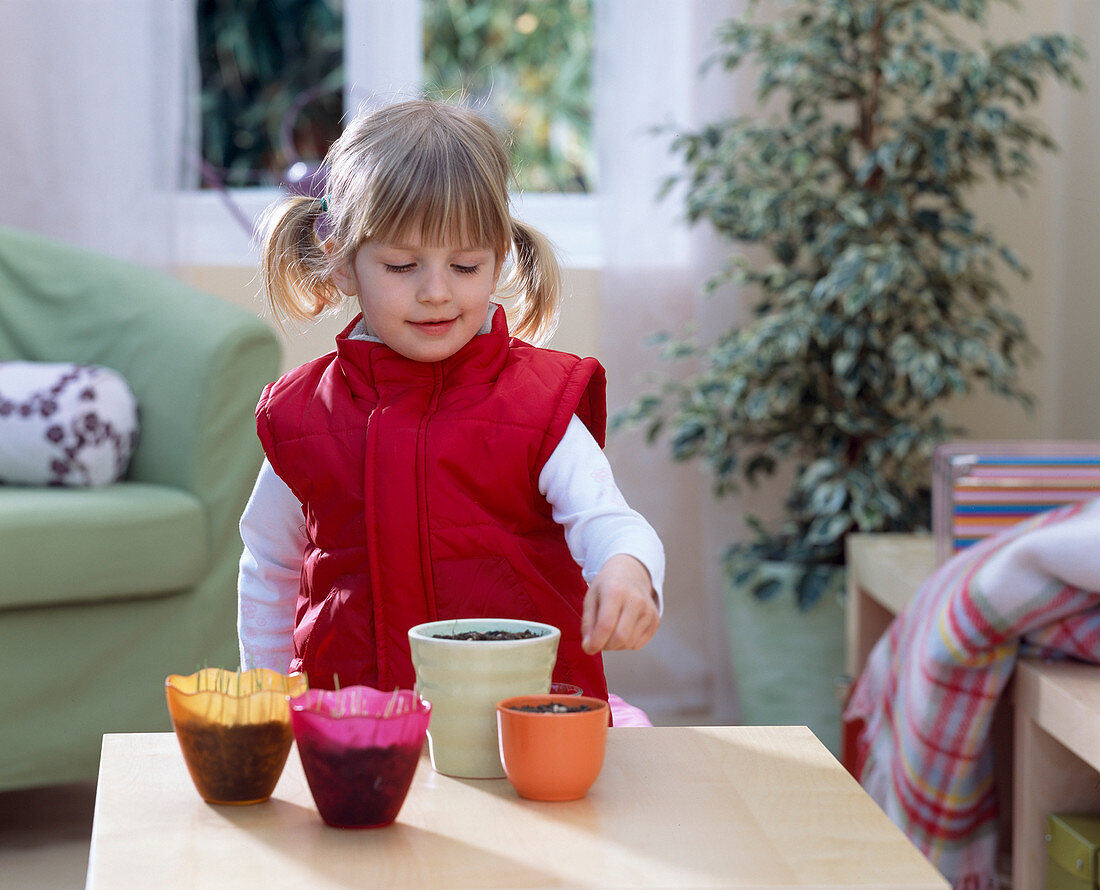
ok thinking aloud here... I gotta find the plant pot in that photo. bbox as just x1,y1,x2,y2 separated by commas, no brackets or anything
407,618,560,778
289,686,430,829
496,694,609,801
723,561,846,756
549,682,583,696
165,668,307,805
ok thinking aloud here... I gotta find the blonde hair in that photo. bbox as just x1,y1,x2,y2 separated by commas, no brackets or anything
259,99,561,344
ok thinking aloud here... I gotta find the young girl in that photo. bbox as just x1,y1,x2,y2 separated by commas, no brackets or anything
237,99,664,723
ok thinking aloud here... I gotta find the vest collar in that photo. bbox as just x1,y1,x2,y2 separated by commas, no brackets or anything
334,302,512,396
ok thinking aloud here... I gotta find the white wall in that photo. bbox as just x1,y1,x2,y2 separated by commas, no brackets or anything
949,1,1100,440
1053,2,1100,439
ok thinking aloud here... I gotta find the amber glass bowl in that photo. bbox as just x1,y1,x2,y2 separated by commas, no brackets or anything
496,694,610,801
165,668,307,805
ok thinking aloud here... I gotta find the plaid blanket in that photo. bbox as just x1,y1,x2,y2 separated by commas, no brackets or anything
844,497,1100,890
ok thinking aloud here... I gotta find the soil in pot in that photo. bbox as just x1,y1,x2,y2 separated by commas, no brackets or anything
296,735,423,828
509,702,594,714
172,718,293,804
431,630,545,641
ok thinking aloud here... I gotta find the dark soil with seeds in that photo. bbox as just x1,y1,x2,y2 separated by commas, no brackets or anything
431,630,544,641
509,702,594,714
173,719,292,803
297,736,422,829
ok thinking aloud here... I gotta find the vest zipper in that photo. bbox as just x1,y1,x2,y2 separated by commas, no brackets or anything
416,363,444,618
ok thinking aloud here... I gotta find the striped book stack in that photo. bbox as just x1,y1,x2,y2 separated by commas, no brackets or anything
932,441,1100,565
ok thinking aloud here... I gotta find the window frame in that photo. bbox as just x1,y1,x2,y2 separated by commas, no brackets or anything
175,0,600,269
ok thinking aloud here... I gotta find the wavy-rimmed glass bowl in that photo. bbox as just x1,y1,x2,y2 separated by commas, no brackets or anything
165,668,306,805
289,686,430,828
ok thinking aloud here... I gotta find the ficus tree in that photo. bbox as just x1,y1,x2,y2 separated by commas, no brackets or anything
621,0,1085,607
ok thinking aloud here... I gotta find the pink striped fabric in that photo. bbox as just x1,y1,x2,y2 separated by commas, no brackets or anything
845,498,1100,889
608,693,653,727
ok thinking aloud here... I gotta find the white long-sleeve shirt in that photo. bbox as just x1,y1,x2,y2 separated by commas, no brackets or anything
237,415,665,672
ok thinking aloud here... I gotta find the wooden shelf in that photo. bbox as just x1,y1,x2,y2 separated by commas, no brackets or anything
844,533,934,677
1013,659,1100,888
846,534,1100,889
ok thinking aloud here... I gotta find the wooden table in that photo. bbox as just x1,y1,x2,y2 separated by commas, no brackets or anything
86,728,947,889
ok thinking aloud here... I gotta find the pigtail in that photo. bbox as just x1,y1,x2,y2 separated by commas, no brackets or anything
259,195,345,329
502,219,562,345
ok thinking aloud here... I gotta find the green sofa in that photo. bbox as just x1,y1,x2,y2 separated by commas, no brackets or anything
0,227,281,791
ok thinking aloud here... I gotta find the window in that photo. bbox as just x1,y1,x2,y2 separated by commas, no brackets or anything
422,0,595,194
195,0,344,190
181,0,598,267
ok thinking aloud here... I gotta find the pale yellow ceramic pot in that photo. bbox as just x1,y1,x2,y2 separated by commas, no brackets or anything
407,618,560,778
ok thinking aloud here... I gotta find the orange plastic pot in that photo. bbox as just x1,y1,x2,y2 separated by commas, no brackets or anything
495,694,610,801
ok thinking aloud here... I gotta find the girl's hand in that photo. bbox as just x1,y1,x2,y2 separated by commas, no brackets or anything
581,554,660,655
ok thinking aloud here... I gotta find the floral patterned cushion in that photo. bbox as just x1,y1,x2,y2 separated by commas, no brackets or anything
0,362,139,487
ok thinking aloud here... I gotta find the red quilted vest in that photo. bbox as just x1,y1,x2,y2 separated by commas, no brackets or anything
256,307,609,700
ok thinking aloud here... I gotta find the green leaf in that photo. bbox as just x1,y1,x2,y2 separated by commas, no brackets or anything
795,569,829,610
752,578,783,601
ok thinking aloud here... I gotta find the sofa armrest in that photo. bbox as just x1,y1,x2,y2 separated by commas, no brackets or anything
0,226,281,544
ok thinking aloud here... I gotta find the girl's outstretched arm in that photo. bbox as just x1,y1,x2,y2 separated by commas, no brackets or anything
539,416,665,654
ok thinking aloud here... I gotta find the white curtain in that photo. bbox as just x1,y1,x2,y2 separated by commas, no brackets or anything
596,0,752,722
0,0,194,268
